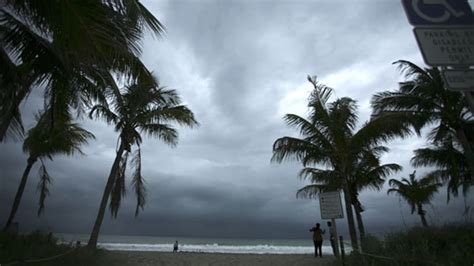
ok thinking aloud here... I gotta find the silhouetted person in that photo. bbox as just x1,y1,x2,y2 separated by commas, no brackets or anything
309,223,325,257
327,221,338,256
173,240,179,252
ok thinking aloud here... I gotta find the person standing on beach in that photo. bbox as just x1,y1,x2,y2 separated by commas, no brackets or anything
309,223,325,257
327,221,338,257
173,240,179,252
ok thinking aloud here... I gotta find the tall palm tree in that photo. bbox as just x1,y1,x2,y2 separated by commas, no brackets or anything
3,110,94,231
272,76,412,250
87,78,198,248
0,0,164,141
387,171,442,227
372,60,474,187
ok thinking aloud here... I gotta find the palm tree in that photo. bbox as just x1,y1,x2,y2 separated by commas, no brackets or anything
372,60,474,188
296,147,401,239
0,0,164,141
387,171,442,227
348,158,401,239
411,137,471,201
87,78,198,248
3,110,94,231
272,76,412,250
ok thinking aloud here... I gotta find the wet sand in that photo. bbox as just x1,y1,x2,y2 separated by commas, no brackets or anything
99,251,336,266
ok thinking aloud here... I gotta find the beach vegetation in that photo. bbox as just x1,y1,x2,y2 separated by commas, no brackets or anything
0,231,103,266
87,77,198,248
272,76,412,251
387,171,442,227
3,110,94,231
347,158,401,239
372,60,474,199
337,223,474,266
296,147,402,240
0,0,164,142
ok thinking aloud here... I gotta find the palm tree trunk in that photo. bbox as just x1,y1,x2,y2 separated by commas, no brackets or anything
342,185,359,252
354,203,366,240
87,143,125,248
4,156,37,231
417,204,428,227
456,129,474,181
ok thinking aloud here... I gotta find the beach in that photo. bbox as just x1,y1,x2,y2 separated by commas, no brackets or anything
97,251,336,266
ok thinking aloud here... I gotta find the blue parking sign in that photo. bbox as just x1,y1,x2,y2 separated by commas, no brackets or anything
401,0,474,25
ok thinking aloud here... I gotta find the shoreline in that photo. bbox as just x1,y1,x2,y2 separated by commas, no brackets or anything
97,250,336,266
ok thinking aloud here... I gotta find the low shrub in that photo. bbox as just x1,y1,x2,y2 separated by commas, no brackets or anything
333,223,474,266
0,231,103,266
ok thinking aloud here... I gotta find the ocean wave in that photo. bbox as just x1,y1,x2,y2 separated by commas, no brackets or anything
97,242,332,254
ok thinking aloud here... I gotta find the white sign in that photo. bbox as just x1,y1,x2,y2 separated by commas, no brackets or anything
319,191,344,219
442,69,474,91
414,27,474,66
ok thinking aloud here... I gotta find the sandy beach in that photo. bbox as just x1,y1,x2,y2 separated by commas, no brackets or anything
97,251,336,266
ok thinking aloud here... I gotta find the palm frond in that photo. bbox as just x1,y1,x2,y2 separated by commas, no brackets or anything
296,184,326,199
353,113,414,149
393,60,430,81
283,114,333,150
131,146,146,217
23,109,94,159
36,159,51,216
110,151,128,218
140,123,178,147
89,104,119,125
307,75,334,107
271,136,323,164
121,0,165,37
140,105,198,128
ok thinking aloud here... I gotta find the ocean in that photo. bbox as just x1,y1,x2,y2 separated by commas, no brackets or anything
56,234,337,254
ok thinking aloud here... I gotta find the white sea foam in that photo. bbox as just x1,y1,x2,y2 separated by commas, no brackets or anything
57,234,348,255
97,242,332,254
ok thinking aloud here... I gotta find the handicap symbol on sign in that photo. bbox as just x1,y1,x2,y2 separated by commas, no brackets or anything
413,0,464,23
401,0,474,25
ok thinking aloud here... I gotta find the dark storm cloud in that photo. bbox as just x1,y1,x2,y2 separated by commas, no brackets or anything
2,0,473,241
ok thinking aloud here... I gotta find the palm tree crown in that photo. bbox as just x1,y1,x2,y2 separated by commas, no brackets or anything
4,110,94,230
0,0,165,141
372,60,474,195
387,171,442,227
25,110,95,160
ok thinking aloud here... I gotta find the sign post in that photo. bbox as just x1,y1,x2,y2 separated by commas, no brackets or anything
319,191,344,257
442,69,474,90
401,0,474,113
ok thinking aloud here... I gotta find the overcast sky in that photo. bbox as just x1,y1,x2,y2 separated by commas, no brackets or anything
1,0,473,241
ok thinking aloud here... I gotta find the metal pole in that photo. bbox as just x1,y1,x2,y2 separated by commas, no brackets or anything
339,235,345,266
332,218,340,257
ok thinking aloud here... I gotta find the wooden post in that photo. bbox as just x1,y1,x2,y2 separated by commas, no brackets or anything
339,235,345,266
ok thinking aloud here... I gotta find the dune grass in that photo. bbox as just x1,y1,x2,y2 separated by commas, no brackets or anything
336,223,474,266
0,231,103,266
